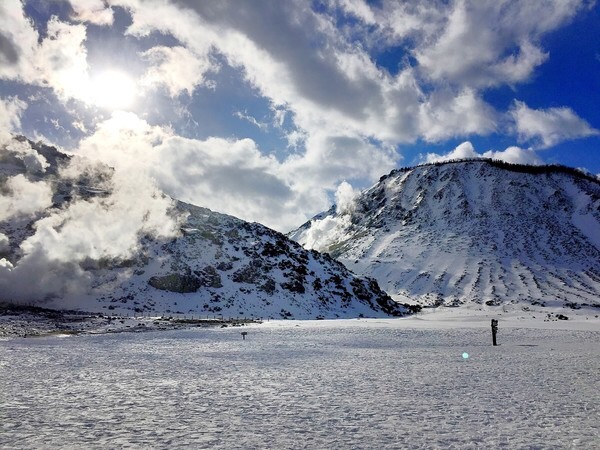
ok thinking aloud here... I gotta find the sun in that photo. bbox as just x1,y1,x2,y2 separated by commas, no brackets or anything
89,70,137,110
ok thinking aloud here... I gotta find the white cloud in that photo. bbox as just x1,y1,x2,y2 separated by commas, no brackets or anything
141,46,217,97
153,136,302,226
0,3,126,110
0,96,27,141
2,0,597,236
510,101,599,148
111,0,577,191
333,0,446,47
414,2,543,88
0,3,91,102
287,133,399,187
4,0,596,150
484,146,543,165
0,0,39,82
68,0,114,25
381,1,447,44
36,18,91,102
112,1,490,157
424,141,543,165
418,89,498,142
356,0,583,89
334,0,587,89
333,0,377,25
234,110,268,131
491,40,548,85
76,111,169,168
95,0,600,229
424,141,478,162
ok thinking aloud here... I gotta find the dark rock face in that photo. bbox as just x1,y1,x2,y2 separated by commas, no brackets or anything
194,266,223,288
148,273,201,293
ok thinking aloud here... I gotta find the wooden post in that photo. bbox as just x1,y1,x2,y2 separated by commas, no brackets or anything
491,319,498,346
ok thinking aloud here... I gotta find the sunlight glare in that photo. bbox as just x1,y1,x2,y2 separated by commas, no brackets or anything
90,70,137,110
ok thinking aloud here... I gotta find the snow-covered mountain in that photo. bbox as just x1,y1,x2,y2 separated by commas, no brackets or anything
290,159,600,309
0,136,408,319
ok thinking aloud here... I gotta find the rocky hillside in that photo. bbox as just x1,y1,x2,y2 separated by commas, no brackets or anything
0,136,408,319
290,159,600,310
115,201,406,319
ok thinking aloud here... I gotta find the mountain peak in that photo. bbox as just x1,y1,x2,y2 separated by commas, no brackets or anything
291,159,600,309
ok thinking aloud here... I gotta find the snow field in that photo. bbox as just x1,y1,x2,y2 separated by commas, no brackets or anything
1,321,598,449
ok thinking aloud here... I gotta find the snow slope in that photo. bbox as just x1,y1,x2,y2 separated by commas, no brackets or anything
291,160,600,310
0,137,406,319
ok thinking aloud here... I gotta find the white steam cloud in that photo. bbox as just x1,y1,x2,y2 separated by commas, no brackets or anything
3,138,49,174
0,137,183,305
0,174,53,222
298,214,353,253
0,138,54,222
22,169,177,264
335,181,359,215
296,181,359,252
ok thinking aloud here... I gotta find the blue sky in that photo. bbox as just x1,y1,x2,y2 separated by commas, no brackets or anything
1,0,599,231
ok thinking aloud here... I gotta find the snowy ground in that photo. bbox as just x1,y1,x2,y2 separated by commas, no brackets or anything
1,314,599,449
0,306,256,338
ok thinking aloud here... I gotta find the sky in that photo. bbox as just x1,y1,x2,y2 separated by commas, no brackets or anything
1,0,599,232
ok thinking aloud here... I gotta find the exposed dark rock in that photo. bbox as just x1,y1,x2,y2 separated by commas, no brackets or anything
148,273,201,293
194,265,223,288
